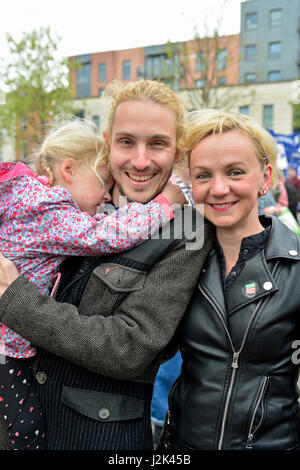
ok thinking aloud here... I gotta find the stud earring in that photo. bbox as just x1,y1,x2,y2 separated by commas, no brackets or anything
261,189,266,196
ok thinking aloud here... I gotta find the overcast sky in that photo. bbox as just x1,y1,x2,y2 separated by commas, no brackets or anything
1,0,243,61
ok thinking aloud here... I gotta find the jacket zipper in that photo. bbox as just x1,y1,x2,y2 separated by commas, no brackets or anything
246,376,270,449
198,260,279,450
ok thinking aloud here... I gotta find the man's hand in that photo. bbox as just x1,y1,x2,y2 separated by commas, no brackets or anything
0,252,20,297
161,182,188,208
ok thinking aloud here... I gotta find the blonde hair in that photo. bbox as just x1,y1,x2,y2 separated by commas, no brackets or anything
104,79,186,155
35,119,108,186
185,109,279,183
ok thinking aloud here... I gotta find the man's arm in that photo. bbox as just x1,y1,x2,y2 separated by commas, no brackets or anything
0,223,213,381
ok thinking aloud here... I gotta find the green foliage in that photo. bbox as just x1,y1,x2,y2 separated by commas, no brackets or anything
0,27,79,150
293,103,300,132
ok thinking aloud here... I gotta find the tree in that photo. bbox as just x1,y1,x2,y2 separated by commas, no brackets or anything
162,2,255,112
0,27,78,160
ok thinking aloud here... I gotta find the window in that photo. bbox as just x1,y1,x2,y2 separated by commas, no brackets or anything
269,42,281,59
21,117,27,129
76,62,91,98
195,79,206,88
196,51,206,72
145,55,166,77
92,115,100,132
217,49,227,70
263,105,274,128
240,106,249,115
122,60,131,80
245,12,258,30
245,72,256,83
245,45,257,61
218,77,227,86
268,70,281,82
269,9,282,27
98,62,106,82
98,88,105,96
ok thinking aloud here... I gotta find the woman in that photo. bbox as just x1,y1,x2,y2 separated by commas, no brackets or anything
159,109,300,451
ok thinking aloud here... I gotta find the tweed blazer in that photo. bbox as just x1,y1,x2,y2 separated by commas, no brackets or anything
0,210,213,384
0,209,213,449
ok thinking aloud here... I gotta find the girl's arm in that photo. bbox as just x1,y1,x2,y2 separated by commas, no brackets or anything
6,182,174,257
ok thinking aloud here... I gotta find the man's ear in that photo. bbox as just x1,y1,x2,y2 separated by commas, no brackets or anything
175,150,184,163
103,131,110,146
60,158,77,184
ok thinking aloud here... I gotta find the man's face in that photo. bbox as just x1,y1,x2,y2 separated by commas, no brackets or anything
109,100,178,203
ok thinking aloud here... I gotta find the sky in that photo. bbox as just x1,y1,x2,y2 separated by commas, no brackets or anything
0,0,243,62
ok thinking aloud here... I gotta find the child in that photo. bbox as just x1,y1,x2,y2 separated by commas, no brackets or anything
0,119,186,450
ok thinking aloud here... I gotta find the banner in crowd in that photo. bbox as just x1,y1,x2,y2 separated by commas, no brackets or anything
268,129,300,176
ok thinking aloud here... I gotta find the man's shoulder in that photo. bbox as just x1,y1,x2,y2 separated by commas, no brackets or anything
119,206,213,267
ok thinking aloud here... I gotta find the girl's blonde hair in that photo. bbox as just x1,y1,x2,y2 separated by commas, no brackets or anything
185,109,279,183
35,119,108,186
104,79,186,156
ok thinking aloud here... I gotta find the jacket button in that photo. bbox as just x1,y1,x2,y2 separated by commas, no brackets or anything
289,250,298,256
263,281,273,291
99,407,110,420
35,371,47,384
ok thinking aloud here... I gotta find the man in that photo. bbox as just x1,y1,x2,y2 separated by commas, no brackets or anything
287,166,300,202
0,80,213,450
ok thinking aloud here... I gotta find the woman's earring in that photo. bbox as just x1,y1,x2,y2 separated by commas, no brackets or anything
261,188,267,196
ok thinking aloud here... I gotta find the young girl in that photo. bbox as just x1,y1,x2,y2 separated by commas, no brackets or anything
0,119,185,450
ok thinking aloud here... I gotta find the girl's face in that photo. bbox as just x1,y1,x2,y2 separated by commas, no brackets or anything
71,165,114,216
190,130,272,234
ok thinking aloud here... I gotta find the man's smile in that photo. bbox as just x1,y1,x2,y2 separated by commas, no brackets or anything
126,172,156,183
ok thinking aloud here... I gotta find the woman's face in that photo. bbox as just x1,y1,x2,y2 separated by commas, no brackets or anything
190,130,272,233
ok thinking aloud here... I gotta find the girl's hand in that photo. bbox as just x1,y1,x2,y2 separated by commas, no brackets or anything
0,252,19,296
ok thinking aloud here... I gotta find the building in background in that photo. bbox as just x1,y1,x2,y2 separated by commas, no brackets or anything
239,0,300,84
4,0,300,161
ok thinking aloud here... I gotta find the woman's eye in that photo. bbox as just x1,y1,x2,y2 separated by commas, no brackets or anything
228,169,244,177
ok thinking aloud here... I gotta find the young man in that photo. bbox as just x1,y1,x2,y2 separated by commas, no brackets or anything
0,80,213,450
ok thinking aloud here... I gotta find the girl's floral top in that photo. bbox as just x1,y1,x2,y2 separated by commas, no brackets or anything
0,162,173,358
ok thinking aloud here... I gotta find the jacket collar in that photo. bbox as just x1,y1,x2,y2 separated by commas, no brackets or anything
263,215,300,261
199,215,300,319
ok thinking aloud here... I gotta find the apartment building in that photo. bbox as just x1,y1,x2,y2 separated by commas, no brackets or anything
72,34,240,99
239,0,300,84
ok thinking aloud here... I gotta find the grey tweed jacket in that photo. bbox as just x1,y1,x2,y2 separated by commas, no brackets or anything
0,209,213,449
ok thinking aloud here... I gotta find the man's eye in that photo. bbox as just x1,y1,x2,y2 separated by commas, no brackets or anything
119,139,131,145
196,173,210,180
152,141,165,147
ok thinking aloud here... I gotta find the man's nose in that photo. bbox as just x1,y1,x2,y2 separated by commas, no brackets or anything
131,145,151,170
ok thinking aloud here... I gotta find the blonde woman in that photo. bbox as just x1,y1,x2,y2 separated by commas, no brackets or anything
159,109,300,451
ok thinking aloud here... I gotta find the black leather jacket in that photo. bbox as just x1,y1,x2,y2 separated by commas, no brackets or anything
166,216,300,450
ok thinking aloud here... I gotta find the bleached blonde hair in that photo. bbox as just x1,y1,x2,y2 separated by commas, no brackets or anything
35,119,108,186
104,79,187,157
185,109,278,183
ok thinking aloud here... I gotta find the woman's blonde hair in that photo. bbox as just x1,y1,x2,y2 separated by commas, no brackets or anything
35,119,108,186
104,79,186,156
185,109,279,183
